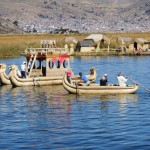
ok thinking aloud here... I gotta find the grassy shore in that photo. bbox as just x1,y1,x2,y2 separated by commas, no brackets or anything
0,32,150,58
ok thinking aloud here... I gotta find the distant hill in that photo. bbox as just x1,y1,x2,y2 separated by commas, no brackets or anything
0,0,150,33
0,17,23,34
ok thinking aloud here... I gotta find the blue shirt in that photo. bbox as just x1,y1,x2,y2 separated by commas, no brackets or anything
81,75,89,82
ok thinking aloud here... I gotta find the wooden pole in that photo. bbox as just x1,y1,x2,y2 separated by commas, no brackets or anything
128,77,150,93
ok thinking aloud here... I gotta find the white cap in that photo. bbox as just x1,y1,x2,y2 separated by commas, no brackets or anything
104,74,107,76
23,61,26,64
8,66,11,70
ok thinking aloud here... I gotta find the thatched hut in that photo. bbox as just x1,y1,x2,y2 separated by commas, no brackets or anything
114,37,150,52
64,37,78,44
116,37,133,52
133,38,149,51
76,39,95,52
76,34,110,52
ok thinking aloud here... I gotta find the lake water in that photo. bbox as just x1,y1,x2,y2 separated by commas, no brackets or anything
0,56,150,149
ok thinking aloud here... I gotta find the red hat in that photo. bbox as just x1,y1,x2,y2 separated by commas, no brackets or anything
65,71,72,77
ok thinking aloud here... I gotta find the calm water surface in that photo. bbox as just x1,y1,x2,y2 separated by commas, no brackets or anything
0,56,150,150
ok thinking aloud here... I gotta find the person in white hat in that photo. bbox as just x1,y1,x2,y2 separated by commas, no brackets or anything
117,72,128,87
21,61,27,78
100,74,108,86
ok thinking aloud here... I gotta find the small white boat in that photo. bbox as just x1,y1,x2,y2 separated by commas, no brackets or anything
63,74,139,94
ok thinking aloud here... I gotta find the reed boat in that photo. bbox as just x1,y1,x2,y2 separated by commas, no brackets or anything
9,50,73,87
8,40,75,87
4,39,96,87
63,74,139,94
9,64,97,87
9,41,96,87
0,64,11,85
10,64,65,86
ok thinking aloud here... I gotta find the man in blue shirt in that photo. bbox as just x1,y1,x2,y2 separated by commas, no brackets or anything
78,72,90,86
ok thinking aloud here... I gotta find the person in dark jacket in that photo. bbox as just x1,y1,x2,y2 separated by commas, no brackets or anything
100,74,108,86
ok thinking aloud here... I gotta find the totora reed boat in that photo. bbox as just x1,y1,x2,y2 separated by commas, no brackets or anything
9,64,97,87
8,43,97,87
9,46,73,87
0,64,11,85
63,74,139,95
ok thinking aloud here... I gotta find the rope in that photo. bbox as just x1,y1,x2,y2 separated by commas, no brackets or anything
32,77,41,86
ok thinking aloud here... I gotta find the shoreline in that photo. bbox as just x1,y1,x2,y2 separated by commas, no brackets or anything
72,51,150,56
1,52,150,58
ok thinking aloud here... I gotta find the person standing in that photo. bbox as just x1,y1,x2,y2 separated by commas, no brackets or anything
21,61,27,78
100,74,108,86
117,72,128,87
78,72,90,86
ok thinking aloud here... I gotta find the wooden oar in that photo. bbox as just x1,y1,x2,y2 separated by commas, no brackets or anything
127,77,150,93
76,82,78,95
75,80,79,96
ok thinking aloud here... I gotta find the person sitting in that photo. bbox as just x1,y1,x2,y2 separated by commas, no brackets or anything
90,67,95,75
65,70,72,84
117,72,128,87
100,74,108,86
78,72,90,86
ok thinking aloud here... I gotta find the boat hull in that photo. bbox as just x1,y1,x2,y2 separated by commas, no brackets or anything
0,72,11,85
9,64,97,87
63,75,139,94
10,72,63,87
0,64,11,85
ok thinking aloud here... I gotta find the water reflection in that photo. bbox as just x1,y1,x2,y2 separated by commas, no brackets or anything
75,93,138,118
100,94,138,103
1,85,138,103
1,56,150,149
99,94,138,120
6,85,76,115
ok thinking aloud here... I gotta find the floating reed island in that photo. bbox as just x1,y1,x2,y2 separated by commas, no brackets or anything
0,32,150,58
73,51,150,56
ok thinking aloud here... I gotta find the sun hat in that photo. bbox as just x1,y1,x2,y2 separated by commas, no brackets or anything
104,74,107,76
118,72,122,76
65,71,72,77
